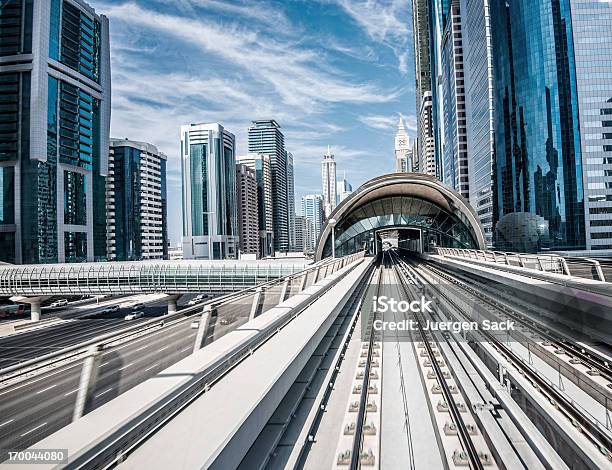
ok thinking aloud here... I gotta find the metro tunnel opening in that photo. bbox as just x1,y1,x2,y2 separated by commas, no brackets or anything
316,173,486,261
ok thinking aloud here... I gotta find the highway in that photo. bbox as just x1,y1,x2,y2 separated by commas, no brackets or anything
0,294,188,368
0,293,212,454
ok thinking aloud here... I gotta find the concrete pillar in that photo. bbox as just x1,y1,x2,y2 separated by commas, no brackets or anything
30,300,41,322
249,287,263,321
166,294,181,314
193,306,213,353
73,344,103,421
9,296,50,322
279,279,289,304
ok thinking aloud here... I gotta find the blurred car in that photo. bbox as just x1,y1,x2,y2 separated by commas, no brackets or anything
188,294,209,306
131,302,145,311
102,305,120,314
125,311,144,320
190,320,200,329
50,299,68,308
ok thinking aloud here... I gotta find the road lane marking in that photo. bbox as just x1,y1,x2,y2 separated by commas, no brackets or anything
21,422,47,436
95,388,113,398
0,419,14,427
119,362,133,371
36,384,57,394
159,346,168,352
180,347,191,353
144,363,159,372
64,389,79,396
135,345,147,352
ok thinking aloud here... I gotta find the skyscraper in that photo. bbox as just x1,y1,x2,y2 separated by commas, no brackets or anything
236,153,274,258
301,194,324,252
463,0,495,246
248,120,288,252
412,0,437,176
395,117,413,172
180,123,238,259
286,151,296,251
336,176,353,205
489,0,594,251
295,215,314,254
106,139,168,261
441,0,469,200
321,147,337,217
418,92,437,176
236,163,259,257
0,0,111,264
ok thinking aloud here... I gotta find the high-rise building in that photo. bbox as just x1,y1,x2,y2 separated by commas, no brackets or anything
301,194,324,252
418,92,436,176
441,0,469,200
237,153,274,258
463,0,495,246
295,215,314,254
0,0,111,264
236,163,259,257
106,139,168,261
395,117,413,172
412,0,437,176
321,147,337,217
180,123,238,259
247,120,288,252
336,176,353,205
489,0,612,251
286,151,296,251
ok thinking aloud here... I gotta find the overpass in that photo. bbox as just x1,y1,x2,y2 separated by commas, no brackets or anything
0,259,309,321
2,173,610,469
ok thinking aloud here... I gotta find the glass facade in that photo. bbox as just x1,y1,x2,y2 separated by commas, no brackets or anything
0,166,14,224
190,143,208,236
64,231,87,262
0,0,109,264
570,0,612,250
321,195,480,258
491,0,586,250
111,146,140,260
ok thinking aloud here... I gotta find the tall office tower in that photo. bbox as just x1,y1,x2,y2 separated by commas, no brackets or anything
428,0,452,182
248,120,288,252
419,92,437,176
180,123,238,260
336,175,353,204
412,0,436,175
106,139,168,261
490,0,612,251
441,0,469,200
321,147,337,217
301,194,324,252
286,151,296,251
462,0,495,246
296,215,314,254
236,163,260,257
236,153,274,258
0,0,111,264
395,117,413,172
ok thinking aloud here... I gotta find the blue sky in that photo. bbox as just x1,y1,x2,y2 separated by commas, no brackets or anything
96,0,416,245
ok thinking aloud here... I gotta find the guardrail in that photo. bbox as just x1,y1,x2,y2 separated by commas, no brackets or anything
434,248,610,282
21,253,370,469
0,253,365,386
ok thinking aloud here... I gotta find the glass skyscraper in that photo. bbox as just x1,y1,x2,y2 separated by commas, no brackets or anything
247,120,289,252
490,0,586,250
107,139,168,261
0,0,110,263
180,123,238,260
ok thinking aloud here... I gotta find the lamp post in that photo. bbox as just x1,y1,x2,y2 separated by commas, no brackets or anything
329,218,337,258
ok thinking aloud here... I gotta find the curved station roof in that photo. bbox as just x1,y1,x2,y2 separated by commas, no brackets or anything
315,173,486,260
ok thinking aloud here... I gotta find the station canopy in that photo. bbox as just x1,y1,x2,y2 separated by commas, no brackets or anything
315,173,486,260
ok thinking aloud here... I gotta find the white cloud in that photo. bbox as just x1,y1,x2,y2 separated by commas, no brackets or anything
331,0,412,73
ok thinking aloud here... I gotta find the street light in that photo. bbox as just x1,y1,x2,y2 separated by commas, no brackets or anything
329,218,337,258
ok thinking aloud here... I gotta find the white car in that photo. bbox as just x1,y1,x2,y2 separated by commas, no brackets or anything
102,305,120,314
131,302,145,311
190,320,200,329
124,311,144,320
50,299,68,308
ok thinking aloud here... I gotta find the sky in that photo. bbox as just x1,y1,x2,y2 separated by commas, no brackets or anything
96,0,416,245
